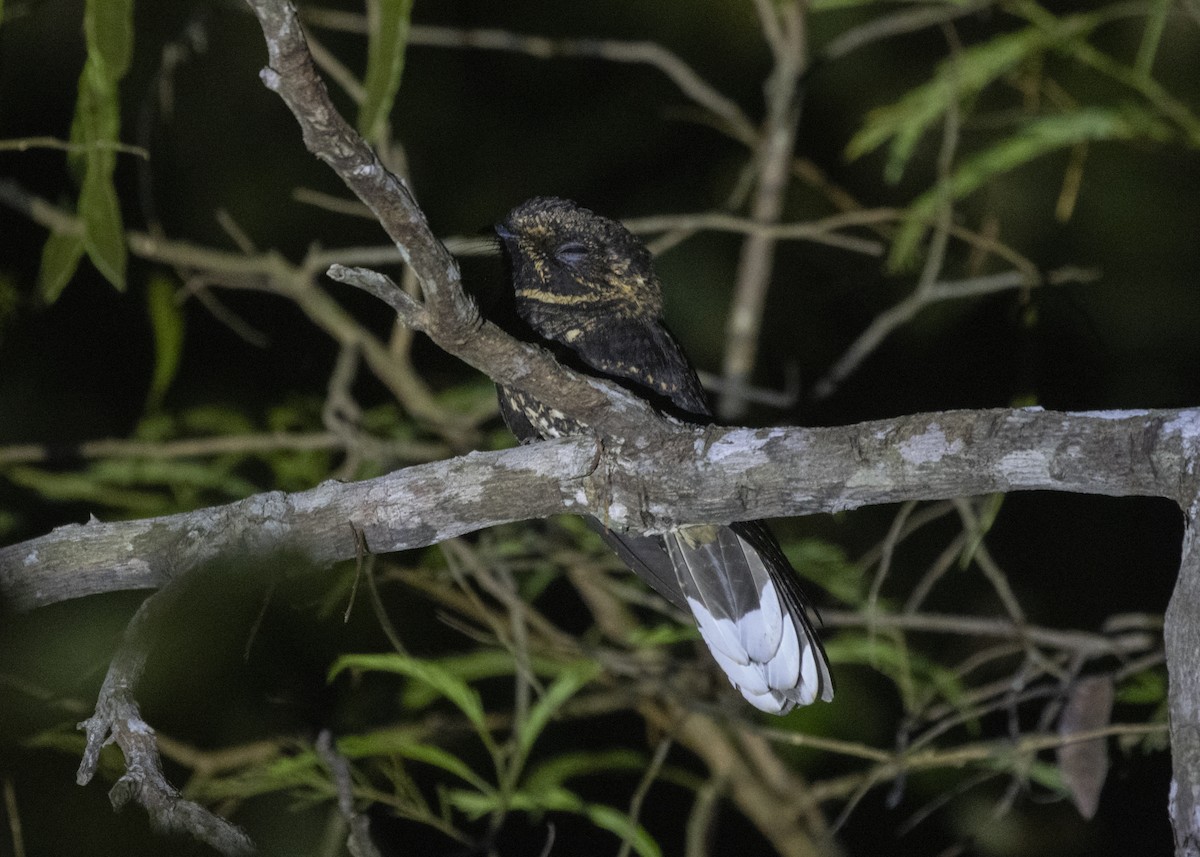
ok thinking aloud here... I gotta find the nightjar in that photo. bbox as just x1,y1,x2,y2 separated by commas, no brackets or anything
495,197,832,714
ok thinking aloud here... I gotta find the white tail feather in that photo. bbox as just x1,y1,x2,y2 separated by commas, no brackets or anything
667,527,832,714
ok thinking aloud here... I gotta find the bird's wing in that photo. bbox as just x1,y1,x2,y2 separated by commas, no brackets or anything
584,518,689,611
570,317,712,421
665,522,833,713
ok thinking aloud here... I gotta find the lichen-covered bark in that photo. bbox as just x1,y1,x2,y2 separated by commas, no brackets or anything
1168,515,1200,856
4,408,1195,614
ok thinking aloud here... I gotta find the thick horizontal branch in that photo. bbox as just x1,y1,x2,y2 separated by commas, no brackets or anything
0,440,590,612
3,407,1196,613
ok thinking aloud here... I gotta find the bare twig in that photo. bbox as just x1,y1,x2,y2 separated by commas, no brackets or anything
242,4,679,442
641,701,825,857
623,210,885,256
810,266,1100,401
804,722,1167,809
0,430,444,466
0,178,474,440
300,12,756,140
2,777,25,857
315,731,383,857
820,0,994,64
717,0,808,421
822,608,1159,658
902,530,971,614
0,136,148,157
616,738,672,857
76,585,254,856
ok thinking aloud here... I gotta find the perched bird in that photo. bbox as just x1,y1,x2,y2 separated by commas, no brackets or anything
494,197,833,714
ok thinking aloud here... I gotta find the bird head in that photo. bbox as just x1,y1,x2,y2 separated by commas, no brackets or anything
496,197,664,336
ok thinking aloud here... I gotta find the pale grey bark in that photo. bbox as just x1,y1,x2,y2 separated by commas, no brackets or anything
5,408,1195,611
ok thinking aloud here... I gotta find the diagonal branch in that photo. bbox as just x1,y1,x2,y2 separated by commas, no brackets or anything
245,0,668,444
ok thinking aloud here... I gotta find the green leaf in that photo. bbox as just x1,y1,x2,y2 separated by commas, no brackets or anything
4,466,171,515
330,653,490,745
1135,0,1171,77
192,753,328,802
445,786,662,857
846,27,1051,181
84,0,134,80
398,650,517,709
889,106,1175,269
398,650,573,709
338,729,494,793
626,623,699,647
79,161,127,289
443,788,499,819
180,405,258,436
513,661,601,772
1023,759,1069,794
582,803,663,857
85,457,258,498
524,750,647,793
1116,668,1167,705
47,0,134,293
38,232,86,302
825,632,969,713
783,538,862,606
4,455,259,515
145,276,185,411
358,0,414,143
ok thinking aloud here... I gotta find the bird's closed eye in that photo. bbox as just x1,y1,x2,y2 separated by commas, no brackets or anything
554,242,589,266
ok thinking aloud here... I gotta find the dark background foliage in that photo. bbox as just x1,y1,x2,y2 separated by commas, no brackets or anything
0,1,1196,855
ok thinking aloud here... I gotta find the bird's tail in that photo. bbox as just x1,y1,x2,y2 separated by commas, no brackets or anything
664,523,834,714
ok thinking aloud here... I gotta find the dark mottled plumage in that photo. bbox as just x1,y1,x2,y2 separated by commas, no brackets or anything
495,197,832,714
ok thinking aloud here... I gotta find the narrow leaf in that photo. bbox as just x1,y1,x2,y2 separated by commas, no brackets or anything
338,731,493,793
514,661,601,768
79,161,127,289
889,106,1174,269
1135,0,1170,77
330,653,489,740
4,466,171,514
358,0,414,143
400,650,583,709
47,0,134,294
846,27,1050,180
145,275,185,410
38,233,86,302
583,803,663,857
825,633,968,711
846,11,1109,183
84,0,134,80
446,786,662,857
783,538,862,606
524,750,647,793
